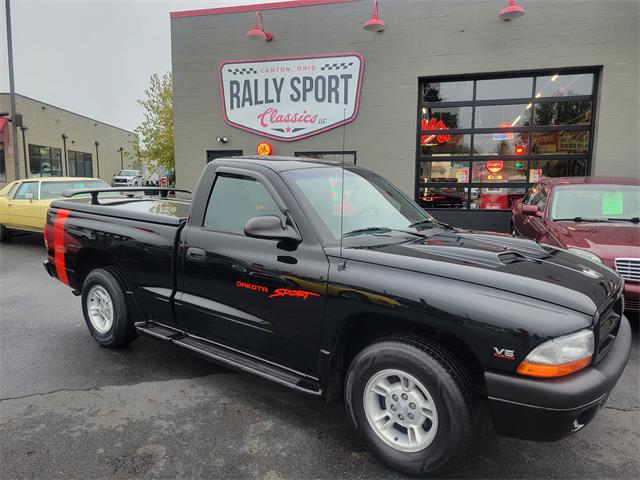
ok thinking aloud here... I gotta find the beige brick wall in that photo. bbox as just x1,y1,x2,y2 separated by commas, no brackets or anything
0,94,138,187
171,0,640,192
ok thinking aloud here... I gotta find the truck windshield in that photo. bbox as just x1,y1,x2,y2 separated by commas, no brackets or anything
117,170,138,176
551,184,640,222
283,167,435,241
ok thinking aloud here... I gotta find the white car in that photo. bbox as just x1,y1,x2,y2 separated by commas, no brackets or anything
111,169,143,187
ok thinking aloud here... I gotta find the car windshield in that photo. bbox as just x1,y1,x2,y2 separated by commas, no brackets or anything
117,170,138,176
550,184,640,221
283,167,435,242
40,180,113,200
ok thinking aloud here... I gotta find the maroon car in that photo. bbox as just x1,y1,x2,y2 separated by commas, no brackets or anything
512,177,639,313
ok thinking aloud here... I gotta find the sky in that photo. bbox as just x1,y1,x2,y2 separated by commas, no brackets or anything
0,0,289,132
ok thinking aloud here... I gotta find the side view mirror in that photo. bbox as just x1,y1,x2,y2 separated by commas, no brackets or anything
522,205,542,217
244,215,301,243
24,193,34,202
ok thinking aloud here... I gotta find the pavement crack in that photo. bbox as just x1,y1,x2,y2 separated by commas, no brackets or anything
603,405,639,412
0,385,107,402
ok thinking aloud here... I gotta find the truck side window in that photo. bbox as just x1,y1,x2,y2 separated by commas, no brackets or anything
203,174,285,233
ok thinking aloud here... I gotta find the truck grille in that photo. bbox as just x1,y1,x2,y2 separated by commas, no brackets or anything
593,294,623,364
615,258,640,282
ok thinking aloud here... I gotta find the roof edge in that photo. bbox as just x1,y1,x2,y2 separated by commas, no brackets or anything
0,92,137,136
170,0,354,19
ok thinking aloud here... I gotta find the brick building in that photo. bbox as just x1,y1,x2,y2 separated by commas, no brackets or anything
170,0,639,231
0,93,139,187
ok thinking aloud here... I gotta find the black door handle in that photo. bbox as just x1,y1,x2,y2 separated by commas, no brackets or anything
186,247,206,262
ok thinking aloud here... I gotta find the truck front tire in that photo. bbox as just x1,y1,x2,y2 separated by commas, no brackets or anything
81,268,137,348
345,336,476,477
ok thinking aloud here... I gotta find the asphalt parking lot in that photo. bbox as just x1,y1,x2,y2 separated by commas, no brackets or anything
1,234,639,479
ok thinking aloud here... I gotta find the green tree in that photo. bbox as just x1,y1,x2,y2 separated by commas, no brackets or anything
136,72,174,174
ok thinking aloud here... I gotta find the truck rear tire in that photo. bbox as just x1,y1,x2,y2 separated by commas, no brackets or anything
0,224,12,242
344,336,475,477
81,268,137,348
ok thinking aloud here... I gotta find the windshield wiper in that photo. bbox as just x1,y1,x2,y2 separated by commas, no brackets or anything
343,227,392,238
408,218,453,230
556,217,612,223
343,227,428,239
608,217,639,223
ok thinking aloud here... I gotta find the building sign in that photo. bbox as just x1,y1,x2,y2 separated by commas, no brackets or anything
486,160,504,173
219,53,364,142
257,142,273,156
421,118,450,145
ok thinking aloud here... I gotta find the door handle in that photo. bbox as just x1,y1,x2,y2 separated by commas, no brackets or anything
186,247,206,262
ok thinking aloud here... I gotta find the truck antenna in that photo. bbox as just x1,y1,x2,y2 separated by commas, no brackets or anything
338,108,347,271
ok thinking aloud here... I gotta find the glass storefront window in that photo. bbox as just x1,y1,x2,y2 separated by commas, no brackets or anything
29,144,63,177
423,81,473,103
534,101,591,126
473,133,530,155
418,70,596,211
476,77,533,100
472,160,527,183
421,107,472,129
68,150,93,177
528,159,587,181
474,104,531,128
419,161,469,183
417,186,468,209
470,187,526,210
0,142,5,182
420,134,471,156
532,131,589,154
536,73,594,97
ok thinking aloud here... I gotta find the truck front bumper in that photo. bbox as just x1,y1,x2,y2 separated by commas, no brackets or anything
485,315,632,442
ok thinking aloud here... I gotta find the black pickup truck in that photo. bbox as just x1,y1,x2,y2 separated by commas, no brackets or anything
45,156,631,476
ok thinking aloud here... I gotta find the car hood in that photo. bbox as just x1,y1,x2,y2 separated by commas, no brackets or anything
552,221,640,261
335,230,622,316
112,176,135,180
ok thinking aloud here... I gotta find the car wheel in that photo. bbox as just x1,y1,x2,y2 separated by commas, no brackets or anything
0,224,12,242
81,268,137,348
345,335,476,477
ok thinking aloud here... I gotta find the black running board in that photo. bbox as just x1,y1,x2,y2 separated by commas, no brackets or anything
135,321,322,396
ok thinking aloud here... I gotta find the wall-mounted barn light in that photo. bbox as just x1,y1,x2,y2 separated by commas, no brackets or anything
247,11,273,41
499,0,525,21
363,0,385,32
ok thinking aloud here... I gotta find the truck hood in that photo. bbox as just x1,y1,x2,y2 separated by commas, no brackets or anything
336,230,622,316
552,221,640,261
112,176,135,181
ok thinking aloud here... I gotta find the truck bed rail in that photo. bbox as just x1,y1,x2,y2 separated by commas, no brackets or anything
61,187,192,205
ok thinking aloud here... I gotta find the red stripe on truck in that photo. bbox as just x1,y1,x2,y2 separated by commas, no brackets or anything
53,209,71,286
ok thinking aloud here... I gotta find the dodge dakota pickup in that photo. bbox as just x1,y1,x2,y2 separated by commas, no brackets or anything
44,156,631,476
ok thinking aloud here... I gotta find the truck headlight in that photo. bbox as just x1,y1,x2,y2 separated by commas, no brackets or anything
567,248,603,264
517,329,594,378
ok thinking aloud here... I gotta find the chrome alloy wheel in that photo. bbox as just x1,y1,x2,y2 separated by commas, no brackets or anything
87,285,114,334
363,369,439,452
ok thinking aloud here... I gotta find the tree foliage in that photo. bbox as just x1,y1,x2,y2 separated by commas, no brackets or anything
136,72,174,174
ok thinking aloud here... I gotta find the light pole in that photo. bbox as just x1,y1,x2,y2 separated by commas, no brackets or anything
5,0,20,180
20,125,28,177
118,147,124,170
95,141,100,179
61,134,68,177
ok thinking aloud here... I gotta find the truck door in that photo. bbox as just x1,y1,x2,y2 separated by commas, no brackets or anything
175,166,329,374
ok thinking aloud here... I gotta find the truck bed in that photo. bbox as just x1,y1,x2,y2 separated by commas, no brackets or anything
51,196,191,226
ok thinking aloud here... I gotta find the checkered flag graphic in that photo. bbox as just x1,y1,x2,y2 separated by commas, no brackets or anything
320,62,355,71
228,67,258,75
